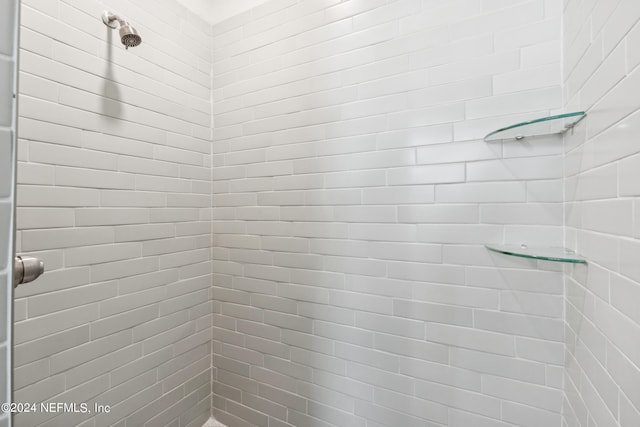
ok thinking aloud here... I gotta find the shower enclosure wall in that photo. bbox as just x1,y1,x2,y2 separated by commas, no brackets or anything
13,0,213,426
209,1,566,426
563,0,640,425
8,0,640,426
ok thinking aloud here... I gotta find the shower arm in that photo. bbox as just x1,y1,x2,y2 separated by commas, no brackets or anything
102,12,129,29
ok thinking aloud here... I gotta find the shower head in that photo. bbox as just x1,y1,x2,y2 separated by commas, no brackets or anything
119,24,142,49
102,11,142,50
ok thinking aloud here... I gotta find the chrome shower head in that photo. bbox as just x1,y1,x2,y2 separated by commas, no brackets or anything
119,24,141,49
102,11,142,50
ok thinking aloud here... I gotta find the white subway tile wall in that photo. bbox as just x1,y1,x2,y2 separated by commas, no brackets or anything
563,0,640,426
211,0,565,426
14,0,213,426
0,0,18,426
12,1,638,426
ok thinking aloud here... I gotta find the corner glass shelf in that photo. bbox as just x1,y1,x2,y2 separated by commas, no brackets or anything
484,112,586,142
485,244,587,264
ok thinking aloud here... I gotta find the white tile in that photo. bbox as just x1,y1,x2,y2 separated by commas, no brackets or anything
333,205,395,223
348,223,417,242
415,280,499,308
368,241,442,263
324,170,386,189
387,261,465,285
65,243,142,268
451,0,545,41
402,0,482,35
414,380,500,419
426,323,514,356
494,63,561,94
451,348,547,384
308,238,365,258
418,224,503,244
354,312,423,340
627,19,640,72
362,185,434,205
417,140,501,165
495,18,561,52
602,0,640,55
576,230,619,272
480,203,562,225
356,69,428,101
621,393,640,427
570,360,619,427
586,65,640,139
620,238,640,283
429,51,520,86
448,409,510,427
468,156,563,182
566,35,604,104
619,150,640,196
474,310,564,341
436,182,527,203
56,167,136,190
500,291,563,318
503,225,564,248
295,149,414,174
388,103,465,130
370,387,447,425
467,87,562,120
482,375,562,412
342,93,407,121
526,180,564,203
75,209,149,226
407,77,493,109
581,200,633,236
584,41,627,108
394,299,473,326
16,207,73,230
325,255,387,277
16,163,54,186
566,163,618,201
345,275,412,299
376,124,453,150
522,40,562,68
501,401,561,427
14,304,100,345
610,274,640,327
17,185,101,207
387,164,465,185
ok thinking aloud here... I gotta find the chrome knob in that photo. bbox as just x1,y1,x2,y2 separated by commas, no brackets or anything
14,256,45,287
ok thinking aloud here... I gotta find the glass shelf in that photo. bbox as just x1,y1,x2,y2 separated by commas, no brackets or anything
485,244,587,264
484,112,586,142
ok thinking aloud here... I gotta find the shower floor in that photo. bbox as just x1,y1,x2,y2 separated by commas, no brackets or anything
203,418,228,427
